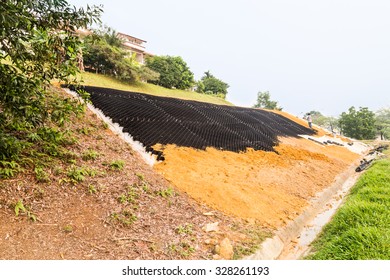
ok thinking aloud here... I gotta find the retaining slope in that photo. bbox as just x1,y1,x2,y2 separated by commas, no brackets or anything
81,86,315,155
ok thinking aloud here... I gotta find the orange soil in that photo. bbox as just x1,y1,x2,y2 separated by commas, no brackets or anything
154,137,360,229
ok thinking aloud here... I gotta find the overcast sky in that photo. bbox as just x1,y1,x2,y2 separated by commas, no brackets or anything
69,0,390,116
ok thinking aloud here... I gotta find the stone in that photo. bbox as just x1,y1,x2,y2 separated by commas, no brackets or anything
202,222,219,232
218,238,234,260
202,212,215,216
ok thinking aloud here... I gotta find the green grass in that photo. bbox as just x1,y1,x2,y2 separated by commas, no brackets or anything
306,158,390,260
77,72,233,106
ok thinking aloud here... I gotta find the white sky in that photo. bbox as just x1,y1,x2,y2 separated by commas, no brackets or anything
69,0,390,116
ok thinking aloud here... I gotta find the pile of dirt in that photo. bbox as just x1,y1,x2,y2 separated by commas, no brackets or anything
154,136,361,229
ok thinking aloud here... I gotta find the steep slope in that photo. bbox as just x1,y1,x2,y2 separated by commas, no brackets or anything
81,86,362,230
0,85,366,260
0,87,268,260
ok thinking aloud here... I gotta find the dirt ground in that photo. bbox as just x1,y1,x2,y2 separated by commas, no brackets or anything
154,136,361,230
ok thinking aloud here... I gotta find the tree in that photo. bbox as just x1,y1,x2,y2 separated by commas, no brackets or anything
197,71,229,99
305,111,339,132
145,55,194,90
82,26,159,83
375,108,390,140
339,107,376,140
0,0,101,160
253,91,282,110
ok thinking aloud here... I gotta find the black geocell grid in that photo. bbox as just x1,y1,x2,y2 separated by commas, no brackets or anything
84,86,315,157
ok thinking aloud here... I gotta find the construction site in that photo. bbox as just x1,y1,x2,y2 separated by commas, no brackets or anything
83,86,371,259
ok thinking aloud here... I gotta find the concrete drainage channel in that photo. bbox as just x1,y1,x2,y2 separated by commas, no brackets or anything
243,165,362,260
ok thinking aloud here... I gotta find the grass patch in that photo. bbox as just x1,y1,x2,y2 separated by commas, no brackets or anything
156,187,175,198
306,159,390,260
82,149,99,161
109,160,125,171
78,72,233,106
110,210,138,227
232,226,272,259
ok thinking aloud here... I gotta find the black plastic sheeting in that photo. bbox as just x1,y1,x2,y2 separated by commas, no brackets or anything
81,86,315,156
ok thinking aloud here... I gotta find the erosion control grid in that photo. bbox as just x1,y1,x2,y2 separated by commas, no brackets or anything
83,86,315,156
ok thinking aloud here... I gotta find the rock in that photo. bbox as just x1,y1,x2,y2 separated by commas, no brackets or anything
218,238,234,260
214,245,220,254
202,222,219,232
204,238,218,245
202,212,215,216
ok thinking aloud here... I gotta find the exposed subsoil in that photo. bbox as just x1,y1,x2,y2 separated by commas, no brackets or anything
154,136,361,229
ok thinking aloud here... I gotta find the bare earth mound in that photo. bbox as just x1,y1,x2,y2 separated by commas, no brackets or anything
154,137,360,229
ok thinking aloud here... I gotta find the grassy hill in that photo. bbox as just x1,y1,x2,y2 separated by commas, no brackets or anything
78,72,233,106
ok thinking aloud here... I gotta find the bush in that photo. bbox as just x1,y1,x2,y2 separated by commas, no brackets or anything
0,0,101,168
146,55,194,90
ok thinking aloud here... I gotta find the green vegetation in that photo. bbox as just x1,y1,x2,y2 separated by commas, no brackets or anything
0,160,21,179
168,242,195,257
110,210,138,226
253,91,282,110
232,225,272,259
176,223,193,235
83,26,159,83
156,187,175,198
306,158,390,260
63,225,73,233
0,0,101,176
303,107,389,140
14,200,37,222
82,149,100,161
34,166,50,183
339,106,376,140
79,72,232,106
65,165,99,184
305,111,339,131
118,186,139,204
375,108,390,140
88,184,98,195
109,160,125,170
196,71,229,99
146,55,194,90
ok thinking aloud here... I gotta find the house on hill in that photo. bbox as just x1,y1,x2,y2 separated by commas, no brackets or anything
117,32,152,65
75,29,152,70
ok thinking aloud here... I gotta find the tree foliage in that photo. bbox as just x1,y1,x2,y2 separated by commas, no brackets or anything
196,71,229,99
82,27,159,83
339,107,376,140
0,0,101,162
145,55,194,90
375,108,390,140
253,91,282,110
305,111,339,132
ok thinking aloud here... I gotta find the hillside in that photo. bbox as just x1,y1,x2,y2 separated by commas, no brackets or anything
0,86,264,260
0,76,368,260
78,72,233,106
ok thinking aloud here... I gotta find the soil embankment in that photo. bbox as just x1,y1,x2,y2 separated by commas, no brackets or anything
154,136,361,229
